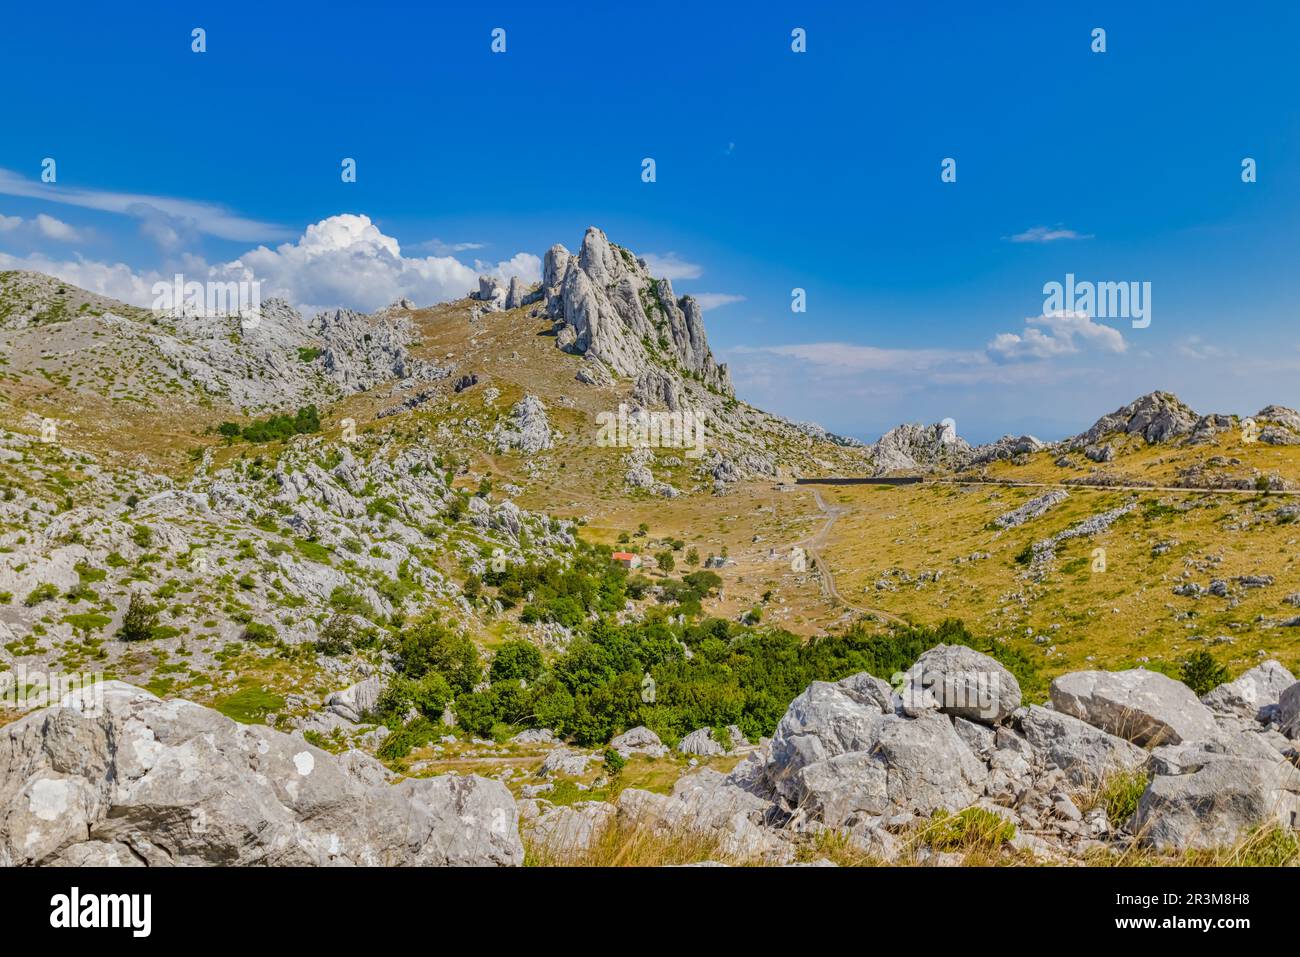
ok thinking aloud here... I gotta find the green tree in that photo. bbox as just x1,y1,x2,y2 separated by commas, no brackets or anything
1180,650,1229,696
395,615,481,693
490,639,544,683
117,591,159,641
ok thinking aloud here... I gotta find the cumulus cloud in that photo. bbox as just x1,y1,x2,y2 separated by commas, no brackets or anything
0,213,539,316
987,312,1126,362
1006,225,1093,243
476,251,542,286
0,249,162,305
0,212,87,243
641,251,703,280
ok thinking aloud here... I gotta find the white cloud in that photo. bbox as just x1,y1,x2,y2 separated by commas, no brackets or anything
642,251,703,280
1,213,538,316
475,252,542,285
736,342,981,375
0,168,291,243
1007,225,1093,243
33,214,84,242
0,211,87,243
987,312,1126,362
1176,335,1228,361
0,249,162,305
692,293,746,312
413,238,486,254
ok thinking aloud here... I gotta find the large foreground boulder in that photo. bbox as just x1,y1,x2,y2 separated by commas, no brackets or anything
1050,669,1218,746
791,710,988,825
0,682,522,866
766,673,986,824
1201,661,1296,721
1133,753,1300,852
616,769,791,863
1017,705,1147,786
900,644,1022,724
766,676,893,801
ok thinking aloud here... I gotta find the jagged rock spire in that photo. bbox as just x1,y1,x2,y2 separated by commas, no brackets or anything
542,227,732,396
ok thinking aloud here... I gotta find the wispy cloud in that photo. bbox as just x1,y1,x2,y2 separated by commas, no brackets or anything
411,237,487,255
1006,225,1094,243
734,342,982,375
0,168,291,243
642,251,703,280
692,292,745,311
1176,334,1229,361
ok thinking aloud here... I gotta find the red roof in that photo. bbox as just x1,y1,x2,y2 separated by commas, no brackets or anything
611,552,638,560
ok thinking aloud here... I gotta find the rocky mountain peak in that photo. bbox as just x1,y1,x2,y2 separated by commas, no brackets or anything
542,227,733,397
871,421,973,474
1069,390,1200,449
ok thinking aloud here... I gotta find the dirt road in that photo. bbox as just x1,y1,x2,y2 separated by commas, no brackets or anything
800,489,908,625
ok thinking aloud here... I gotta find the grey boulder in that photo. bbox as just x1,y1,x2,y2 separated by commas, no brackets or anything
1050,669,1218,746
1133,753,1300,852
1201,660,1296,721
1018,704,1147,786
678,727,726,757
0,682,522,866
610,726,667,759
900,644,1022,724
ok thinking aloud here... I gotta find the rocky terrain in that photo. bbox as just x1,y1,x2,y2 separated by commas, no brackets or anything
4,230,1300,867
6,644,1299,866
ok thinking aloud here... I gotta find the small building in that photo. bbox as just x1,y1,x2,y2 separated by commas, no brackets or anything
611,551,642,569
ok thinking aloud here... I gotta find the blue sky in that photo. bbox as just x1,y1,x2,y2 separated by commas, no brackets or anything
2,1,1299,443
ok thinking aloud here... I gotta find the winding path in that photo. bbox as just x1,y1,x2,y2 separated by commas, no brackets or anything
799,489,908,625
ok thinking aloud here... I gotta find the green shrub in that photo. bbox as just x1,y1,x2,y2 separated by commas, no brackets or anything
23,583,59,606
116,591,160,641
1179,650,1229,696
489,640,544,683
603,748,626,775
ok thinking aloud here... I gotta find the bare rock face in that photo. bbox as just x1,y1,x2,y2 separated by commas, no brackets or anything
899,644,1022,725
143,297,448,412
542,227,732,396
473,275,507,311
1133,754,1300,852
1068,391,1200,449
765,672,987,824
1017,705,1147,786
491,395,553,454
1201,660,1296,721
0,682,523,866
968,434,1044,465
523,801,615,859
870,421,972,474
1050,669,1218,747
678,727,726,756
